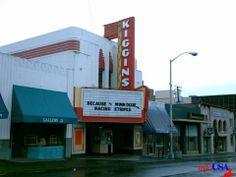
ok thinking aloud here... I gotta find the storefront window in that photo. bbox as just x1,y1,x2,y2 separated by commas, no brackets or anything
145,134,154,155
109,73,112,88
186,124,198,151
218,120,222,132
223,121,227,132
24,135,38,146
213,120,217,130
134,126,143,149
218,137,226,152
98,70,103,88
22,124,64,147
231,134,234,146
204,137,211,153
174,124,181,147
230,119,233,128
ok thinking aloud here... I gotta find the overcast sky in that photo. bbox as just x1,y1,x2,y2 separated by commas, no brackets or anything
0,0,236,96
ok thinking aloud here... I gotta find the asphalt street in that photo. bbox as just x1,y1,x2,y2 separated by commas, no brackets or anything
2,159,236,177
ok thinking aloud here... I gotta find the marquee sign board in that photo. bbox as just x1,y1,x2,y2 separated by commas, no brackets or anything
80,88,144,118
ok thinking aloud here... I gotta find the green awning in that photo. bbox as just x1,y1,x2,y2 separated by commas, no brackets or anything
12,85,78,124
165,103,203,120
0,94,9,119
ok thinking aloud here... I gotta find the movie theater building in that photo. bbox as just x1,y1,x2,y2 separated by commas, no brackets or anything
0,17,148,159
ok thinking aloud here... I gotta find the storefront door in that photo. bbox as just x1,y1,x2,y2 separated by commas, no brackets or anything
204,137,211,153
186,124,199,154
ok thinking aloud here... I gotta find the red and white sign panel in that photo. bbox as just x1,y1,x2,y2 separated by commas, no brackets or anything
104,17,135,90
81,89,144,118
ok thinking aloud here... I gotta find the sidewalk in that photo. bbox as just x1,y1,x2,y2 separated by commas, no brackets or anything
1,153,236,176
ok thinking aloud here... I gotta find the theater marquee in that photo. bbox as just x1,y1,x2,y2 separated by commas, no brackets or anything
74,87,148,123
82,89,143,118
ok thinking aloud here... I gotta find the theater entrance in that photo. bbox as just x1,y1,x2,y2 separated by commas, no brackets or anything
86,123,143,155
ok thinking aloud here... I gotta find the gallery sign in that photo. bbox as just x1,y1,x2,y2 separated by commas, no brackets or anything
104,17,135,90
81,89,144,118
42,117,64,123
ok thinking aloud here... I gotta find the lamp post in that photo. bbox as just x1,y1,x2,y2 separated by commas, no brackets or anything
169,52,198,159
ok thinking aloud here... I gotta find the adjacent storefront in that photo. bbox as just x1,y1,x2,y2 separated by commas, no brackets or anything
209,107,234,153
143,101,177,157
166,104,205,154
11,85,78,159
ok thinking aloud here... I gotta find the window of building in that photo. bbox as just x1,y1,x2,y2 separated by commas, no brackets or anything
213,120,217,128
186,124,198,151
174,124,181,148
218,120,222,132
231,134,234,146
109,73,112,88
146,134,155,155
223,121,227,132
230,119,233,128
109,52,113,88
24,135,38,146
98,70,103,88
213,120,217,132
98,49,105,88
134,126,143,149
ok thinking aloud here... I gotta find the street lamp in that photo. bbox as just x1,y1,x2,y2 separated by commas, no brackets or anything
169,52,198,159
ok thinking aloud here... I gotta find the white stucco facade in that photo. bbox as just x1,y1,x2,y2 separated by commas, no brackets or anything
0,26,144,159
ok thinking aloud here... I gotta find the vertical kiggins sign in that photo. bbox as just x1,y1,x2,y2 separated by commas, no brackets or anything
104,17,135,90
